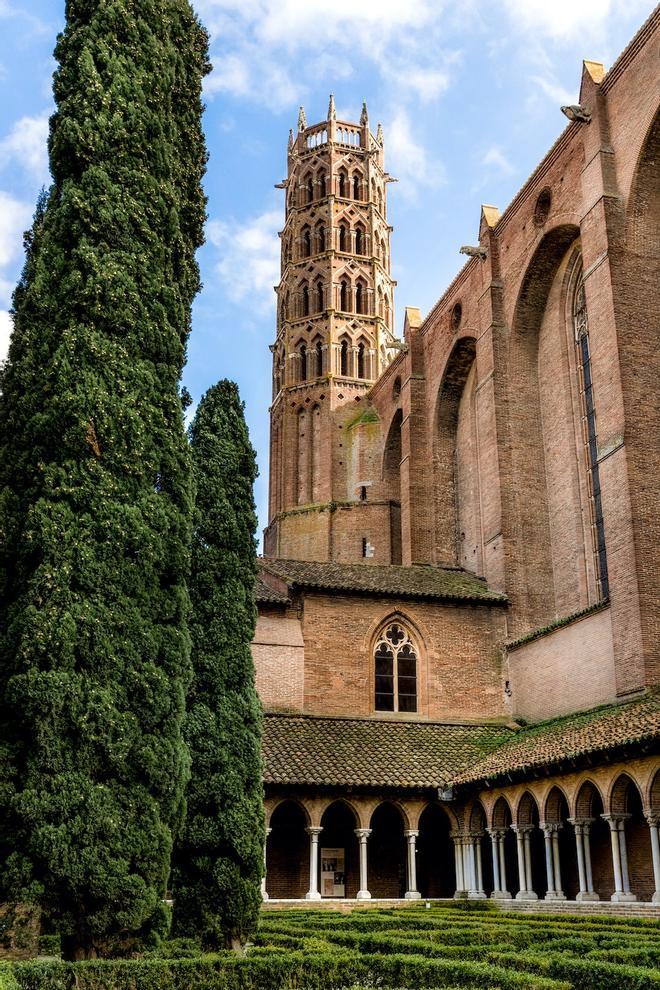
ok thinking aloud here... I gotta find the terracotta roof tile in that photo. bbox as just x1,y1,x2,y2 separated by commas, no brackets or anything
254,575,290,606
452,694,660,786
262,714,511,790
258,558,507,606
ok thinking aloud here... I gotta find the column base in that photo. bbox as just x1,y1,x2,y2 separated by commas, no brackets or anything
544,892,566,901
305,891,322,901
453,890,468,899
611,892,637,902
516,891,539,900
405,890,421,900
576,891,600,902
356,890,372,900
468,891,488,899
491,890,512,900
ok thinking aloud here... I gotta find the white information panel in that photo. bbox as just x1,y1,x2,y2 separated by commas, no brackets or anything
320,847,345,897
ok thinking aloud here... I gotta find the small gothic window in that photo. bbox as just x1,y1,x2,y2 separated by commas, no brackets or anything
306,174,314,203
318,170,327,198
302,227,312,258
573,266,609,600
357,342,365,379
340,280,350,312
315,340,323,376
339,223,348,252
299,344,307,381
374,622,417,713
338,170,348,198
315,280,324,313
340,339,349,376
355,225,365,255
317,223,326,253
355,282,365,314
301,284,309,316
353,173,361,200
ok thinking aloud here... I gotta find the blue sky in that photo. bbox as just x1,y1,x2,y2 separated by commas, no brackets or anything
0,0,654,539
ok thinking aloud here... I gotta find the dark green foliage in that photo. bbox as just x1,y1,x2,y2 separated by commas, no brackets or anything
0,0,209,959
172,382,264,950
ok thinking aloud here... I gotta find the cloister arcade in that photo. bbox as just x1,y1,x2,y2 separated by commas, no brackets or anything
263,764,660,903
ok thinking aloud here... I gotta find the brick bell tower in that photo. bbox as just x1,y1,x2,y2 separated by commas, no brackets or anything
264,97,401,563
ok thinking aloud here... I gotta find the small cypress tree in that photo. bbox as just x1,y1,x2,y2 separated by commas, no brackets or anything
0,0,209,959
172,380,264,951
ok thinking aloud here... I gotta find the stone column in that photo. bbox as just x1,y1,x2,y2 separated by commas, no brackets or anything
262,827,272,901
355,828,372,900
404,829,421,899
568,818,598,901
305,826,323,901
452,832,466,898
488,828,501,894
475,836,485,897
602,814,636,902
552,826,565,899
645,814,660,903
513,825,537,900
541,823,556,898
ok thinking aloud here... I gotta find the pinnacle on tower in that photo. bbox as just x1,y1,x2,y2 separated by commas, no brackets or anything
328,93,336,121
288,128,294,150
360,101,369,127
376,122,384,145
297,106,307,132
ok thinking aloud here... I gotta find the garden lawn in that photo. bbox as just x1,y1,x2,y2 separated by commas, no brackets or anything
2,904,659,989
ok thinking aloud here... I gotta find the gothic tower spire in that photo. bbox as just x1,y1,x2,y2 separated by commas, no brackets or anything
266,101,399,562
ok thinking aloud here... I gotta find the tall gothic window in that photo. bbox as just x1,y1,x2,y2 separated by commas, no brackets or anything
374,622,417,712
302,226,312,258
299,343,307,381
315,340,323,377
573,268,609,600
340,279,349,312
352,173,361,200
357,342,365,379
316,222,326,253
340,339,349,376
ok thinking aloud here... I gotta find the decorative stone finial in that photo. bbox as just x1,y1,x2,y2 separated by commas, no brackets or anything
360,101,369,127
288,128,294,150
328,94,336,121
298,106,307,132
376,122,384,145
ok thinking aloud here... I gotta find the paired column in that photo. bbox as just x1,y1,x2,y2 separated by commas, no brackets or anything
261,827,272,901
355,828,372,900
305,826,323,900
487,827,511,899
404,829,421,899
646,814,660,904
512,825,538,900
452,831,466,898
466,833,486,898
602,814,636,902
568,818,599,901
540,823,566,900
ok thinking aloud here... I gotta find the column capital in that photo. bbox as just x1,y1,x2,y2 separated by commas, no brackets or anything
645,812,660,827
404,829,419,839
487,827,508,839
354,828,372,839
540,821,562,835
512,824,535,835
568,817,595,829
601,813,630,829
306,825,323,837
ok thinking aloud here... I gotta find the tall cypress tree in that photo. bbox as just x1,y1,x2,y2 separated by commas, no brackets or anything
172,381,264,951
0,0,209,959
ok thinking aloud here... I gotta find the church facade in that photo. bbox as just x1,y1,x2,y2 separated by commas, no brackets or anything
253,9,660,906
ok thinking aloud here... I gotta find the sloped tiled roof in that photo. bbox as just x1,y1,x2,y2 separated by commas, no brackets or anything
262,714,511,790
452,693,660,786
254,575,289,606
258,558,507,606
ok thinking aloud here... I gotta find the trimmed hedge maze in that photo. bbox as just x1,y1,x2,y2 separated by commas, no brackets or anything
0,905,659,989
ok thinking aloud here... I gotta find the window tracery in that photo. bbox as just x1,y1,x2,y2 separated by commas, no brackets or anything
374,622,418,713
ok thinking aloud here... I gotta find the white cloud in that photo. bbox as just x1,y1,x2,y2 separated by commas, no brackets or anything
385,109,446,201
0,309,12,363
207,208,281,312
0,191,30,309
530,74,577,106
500,0,613,40
0,113,50,181
481,146,515,176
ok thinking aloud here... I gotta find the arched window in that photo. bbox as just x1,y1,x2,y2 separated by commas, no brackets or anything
301,283,309,316
302,226,312,258
305,174,314,203
355,281,365,314
316,222,326,253
375,622,417,712
315,340,323,377
338,169,348,198
352,173,361,200
340,279,350,312
340,339,349,376
384,294,390,326
299,343,307,381
378,189,384,215
317,169,327,198
355,224,365,255
338,222,348,252
573,265,609,600
315,280,324,313
357,342,365,379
